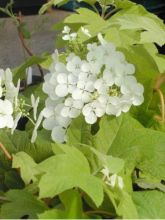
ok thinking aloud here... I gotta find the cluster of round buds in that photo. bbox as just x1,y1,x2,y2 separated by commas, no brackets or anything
42,33,144,143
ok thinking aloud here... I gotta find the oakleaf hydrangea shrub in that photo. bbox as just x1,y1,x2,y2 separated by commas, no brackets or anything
41,32,144,142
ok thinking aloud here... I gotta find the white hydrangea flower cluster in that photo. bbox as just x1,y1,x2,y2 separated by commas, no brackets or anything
42,34,144,143
0,68,20,129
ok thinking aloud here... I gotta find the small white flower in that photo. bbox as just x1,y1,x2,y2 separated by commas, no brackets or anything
117,176,124,189
121,76,144,106
72,80,94,103
0,99,14,129
81,26,91,37
61,97,84,118
106,96,131,117
66,55,83,75
62,25,77,41
82,101,105,124
62,25,71,34
55,73,77,97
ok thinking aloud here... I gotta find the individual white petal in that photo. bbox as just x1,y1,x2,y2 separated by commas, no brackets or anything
51,126,67,143
62,34,71,41
3,100,13,115
62,25,71,34
65,97,73,107
82,105,92,116
0,116,7,128
31,112,44,143
109,174,117,187
98,33,107,45
117,176,124,189
73,100,84,109
4,68,13,83
72,88,83,100
125,63,135,75
85,112,97,124
5,115,14,128
95,106,105,117
57,73,68,84
101,166,110,178
31,95,40,121
26,67,33,85
42,107,54,118
61,106,70,118
69,108,80,118
11,112,22,134
81,26,91,37
43,117,58,130
55,84,68,97
82,92,91,103
132,95,144,106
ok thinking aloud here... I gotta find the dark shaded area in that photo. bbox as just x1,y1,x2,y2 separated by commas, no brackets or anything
0,0,46,17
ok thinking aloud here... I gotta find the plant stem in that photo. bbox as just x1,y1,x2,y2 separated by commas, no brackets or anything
104,8,119,20
91,5,100,15
156,88,165,122
101,0,107,18
17,12,44,80
85,210,114,218
0,143,12,160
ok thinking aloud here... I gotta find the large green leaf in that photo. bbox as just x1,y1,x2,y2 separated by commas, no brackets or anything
93,114,165,180
0,189,47,219
64,8,109,38
133,191,165,219
37,145,104,207
110,5,165,46
92,114,142,154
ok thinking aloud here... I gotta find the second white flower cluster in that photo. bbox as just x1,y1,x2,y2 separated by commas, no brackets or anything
42,34,144,143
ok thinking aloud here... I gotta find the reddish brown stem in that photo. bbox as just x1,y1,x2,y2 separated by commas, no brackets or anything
17,12,44,80
0,143,12,160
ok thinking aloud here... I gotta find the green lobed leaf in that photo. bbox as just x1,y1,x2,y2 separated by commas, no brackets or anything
110,4,165,46
0,189,47,219
37,145,104,207
96,114,165,180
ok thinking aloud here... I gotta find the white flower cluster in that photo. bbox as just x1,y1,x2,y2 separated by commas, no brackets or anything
62,26,77,41
0,68,20,129
42,34,144,143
